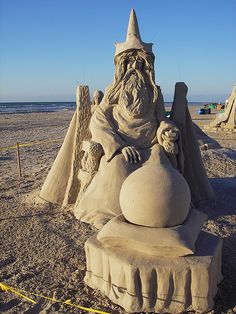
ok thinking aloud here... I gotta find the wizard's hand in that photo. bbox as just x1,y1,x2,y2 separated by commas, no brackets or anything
122,146,142,164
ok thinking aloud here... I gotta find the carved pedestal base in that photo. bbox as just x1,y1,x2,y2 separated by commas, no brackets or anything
84,232,222,313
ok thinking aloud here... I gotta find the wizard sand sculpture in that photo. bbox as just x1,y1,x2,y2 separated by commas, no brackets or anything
40,10,222,313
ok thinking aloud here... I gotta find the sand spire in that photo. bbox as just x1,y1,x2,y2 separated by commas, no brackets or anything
126,9,141,41
115,9,153,56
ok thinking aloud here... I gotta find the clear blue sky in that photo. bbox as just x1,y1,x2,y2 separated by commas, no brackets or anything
0,0,235,102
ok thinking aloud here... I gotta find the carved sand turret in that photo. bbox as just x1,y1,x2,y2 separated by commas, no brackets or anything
207,85,236,130
40,85,91,205
62,86,91,205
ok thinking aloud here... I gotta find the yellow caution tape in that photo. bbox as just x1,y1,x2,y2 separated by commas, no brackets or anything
0,139,63,151
0,282,110,314
0,283,36,304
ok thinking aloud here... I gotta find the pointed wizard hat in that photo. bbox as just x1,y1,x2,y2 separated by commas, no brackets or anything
115,9,153,57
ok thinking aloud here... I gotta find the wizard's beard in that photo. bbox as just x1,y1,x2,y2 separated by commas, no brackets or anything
118,68,151,118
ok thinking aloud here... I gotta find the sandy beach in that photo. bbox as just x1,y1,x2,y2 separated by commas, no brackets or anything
0,106,236,313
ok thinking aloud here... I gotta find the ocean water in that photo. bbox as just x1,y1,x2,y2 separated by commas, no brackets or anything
0,101,206,114
0,102,76,114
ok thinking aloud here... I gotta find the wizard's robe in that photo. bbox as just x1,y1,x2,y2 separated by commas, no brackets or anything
74,99,179,229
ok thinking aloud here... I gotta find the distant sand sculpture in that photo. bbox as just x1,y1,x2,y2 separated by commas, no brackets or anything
40,9,222,313
206,85,236,131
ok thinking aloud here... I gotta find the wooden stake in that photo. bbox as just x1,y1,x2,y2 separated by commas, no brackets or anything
16,142,22,177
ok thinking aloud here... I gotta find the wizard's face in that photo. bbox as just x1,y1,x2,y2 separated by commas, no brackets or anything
126,52,144,71
117,50,153,118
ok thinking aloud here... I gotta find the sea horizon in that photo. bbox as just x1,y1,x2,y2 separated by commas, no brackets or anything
0,100,222,114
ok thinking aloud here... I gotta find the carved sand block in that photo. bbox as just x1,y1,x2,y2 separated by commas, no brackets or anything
85,231,222,313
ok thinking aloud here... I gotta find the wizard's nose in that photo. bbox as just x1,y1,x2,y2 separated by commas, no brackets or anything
132,60,138,68
132,58,143,70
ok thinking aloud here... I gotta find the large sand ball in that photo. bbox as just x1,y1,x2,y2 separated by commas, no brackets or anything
120,164,191,228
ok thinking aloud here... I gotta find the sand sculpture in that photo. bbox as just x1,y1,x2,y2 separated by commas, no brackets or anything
40,13,214,213
91,90,104,114
206,85,236,131
40,9,222,313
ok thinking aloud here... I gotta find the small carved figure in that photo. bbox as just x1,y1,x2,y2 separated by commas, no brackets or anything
91,90,104,114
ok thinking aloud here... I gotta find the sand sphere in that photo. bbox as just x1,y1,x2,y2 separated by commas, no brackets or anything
120,164,191,228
